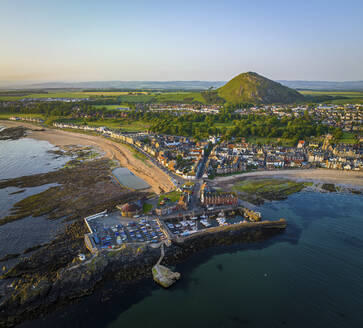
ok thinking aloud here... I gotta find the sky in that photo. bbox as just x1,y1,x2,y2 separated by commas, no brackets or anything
1,0,363,82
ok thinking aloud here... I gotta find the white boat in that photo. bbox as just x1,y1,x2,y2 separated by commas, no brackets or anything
216,217,227,226
78,254,86,261
200,219,211,227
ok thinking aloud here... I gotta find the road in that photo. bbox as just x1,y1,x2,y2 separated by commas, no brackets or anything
128,142,186,186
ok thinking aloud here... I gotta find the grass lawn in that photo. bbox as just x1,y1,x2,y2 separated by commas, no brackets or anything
232,178,312,196
0,113,44,120
118,121,149,132
142,203,153,213
92,104,129,110
158,190,181,204
120,142,150,164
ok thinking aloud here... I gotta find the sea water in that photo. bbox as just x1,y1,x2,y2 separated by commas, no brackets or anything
0,137,71,260
22,191,363,328
113,167,150,190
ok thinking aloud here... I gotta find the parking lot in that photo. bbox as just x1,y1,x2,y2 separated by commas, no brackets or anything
86,212,167,249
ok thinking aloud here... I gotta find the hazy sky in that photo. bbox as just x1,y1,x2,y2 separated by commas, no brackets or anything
1,0,362,82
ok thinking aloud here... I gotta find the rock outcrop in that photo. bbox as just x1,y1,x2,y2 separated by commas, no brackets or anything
152,264,180,288
0,220,286,327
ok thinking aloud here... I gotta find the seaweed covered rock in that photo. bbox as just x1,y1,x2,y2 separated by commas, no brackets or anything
0,127,27,140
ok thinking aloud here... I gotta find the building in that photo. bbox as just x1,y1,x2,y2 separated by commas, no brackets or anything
200,182,238,206
118,202,141,217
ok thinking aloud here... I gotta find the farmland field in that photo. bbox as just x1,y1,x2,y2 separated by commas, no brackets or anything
0,90,206,103
0,113,44,120
300,90,363,104
92,105,129,110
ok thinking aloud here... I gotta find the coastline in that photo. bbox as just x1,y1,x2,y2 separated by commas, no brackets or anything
0,220,286,328
213,168,363,187
1,121,362,326
0,120,174,194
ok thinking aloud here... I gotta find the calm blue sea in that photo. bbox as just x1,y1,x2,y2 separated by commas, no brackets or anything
21,191,363,328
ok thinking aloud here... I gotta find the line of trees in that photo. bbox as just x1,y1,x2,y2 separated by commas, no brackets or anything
0,101,330,142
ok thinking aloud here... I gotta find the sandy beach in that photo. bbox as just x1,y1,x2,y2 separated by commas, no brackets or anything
2,120,362,190
0,121,175,194
213,168,363,187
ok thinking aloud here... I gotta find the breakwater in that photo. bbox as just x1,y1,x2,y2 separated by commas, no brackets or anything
0,219,285,327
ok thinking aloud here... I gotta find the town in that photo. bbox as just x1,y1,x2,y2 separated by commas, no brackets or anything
50,120,362,173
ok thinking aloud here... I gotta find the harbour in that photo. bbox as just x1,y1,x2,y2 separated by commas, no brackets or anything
17,191,363,328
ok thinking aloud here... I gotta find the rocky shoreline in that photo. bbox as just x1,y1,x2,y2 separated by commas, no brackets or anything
0,220,285,327
0,127,28,140
0,151,148,226
217,177,362,206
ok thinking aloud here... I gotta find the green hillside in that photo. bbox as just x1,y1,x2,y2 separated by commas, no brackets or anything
218,72,305,104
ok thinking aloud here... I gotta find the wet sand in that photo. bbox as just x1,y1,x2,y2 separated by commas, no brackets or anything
0,121,175,194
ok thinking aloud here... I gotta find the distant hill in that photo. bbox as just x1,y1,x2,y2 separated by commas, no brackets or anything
278,80,363,91
2,77,362,92
218,72,305,104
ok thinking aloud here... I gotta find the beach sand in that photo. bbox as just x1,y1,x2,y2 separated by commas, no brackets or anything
213,168,363,187
0,121,175,194
2,120,362,189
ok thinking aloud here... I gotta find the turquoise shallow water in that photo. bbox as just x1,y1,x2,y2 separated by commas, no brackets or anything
22,191,363,328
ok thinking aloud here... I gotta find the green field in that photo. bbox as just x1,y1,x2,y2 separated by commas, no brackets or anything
2,88,363,105
232,178,312,195
300,90,363,104
158,190,181,204
0,91,151,101
142,203,153,213
0,113,44,120
0,90,206,103
0,92,91,101
115,91,205,103
92,104,129,110
155,92,205,103
300,91,363,97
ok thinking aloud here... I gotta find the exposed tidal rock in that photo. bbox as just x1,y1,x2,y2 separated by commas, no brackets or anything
0,221,285,327
0,127,27,140
152,264,180,288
